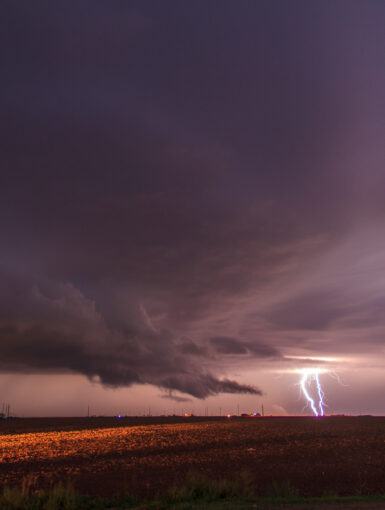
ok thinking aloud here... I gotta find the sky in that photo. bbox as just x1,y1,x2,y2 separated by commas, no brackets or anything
1,1,385,417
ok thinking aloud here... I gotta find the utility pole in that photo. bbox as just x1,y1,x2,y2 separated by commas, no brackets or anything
237,404,239,416
262,404,264,417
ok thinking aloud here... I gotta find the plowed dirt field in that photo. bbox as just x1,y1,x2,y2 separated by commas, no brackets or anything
1,416,384,498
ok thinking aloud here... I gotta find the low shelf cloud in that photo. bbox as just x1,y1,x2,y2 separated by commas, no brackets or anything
0,271,260,398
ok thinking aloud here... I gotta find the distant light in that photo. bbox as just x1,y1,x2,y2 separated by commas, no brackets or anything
227,414,231,418
297,368,326,417
117,414,122,419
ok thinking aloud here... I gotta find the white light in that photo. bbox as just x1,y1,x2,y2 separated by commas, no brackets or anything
298,368,326,417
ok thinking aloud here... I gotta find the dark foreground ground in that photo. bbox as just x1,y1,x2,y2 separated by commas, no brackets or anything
0,416,384,501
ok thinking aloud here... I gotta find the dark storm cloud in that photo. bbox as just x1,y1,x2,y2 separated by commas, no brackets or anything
267,289,385,332
210,337,280,357
0,270,259,397
210,337,248,355
1,0,385,396
266,290,347,331
179,340,209,357
160,391,193,403
246,342,281,358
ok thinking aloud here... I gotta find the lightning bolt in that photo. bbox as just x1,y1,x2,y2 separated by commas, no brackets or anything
315,372,325,416
300,371,319,416
298,368,326,417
